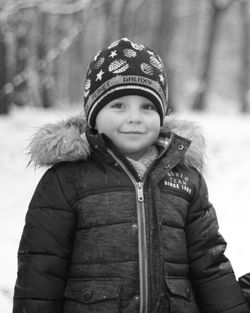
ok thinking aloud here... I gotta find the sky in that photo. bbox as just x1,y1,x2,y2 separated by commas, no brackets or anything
0,105,250,312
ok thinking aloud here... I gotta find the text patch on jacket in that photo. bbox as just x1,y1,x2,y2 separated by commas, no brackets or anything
159,170,194,201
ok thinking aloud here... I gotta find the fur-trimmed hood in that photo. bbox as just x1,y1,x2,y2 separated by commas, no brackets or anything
28,115,206,171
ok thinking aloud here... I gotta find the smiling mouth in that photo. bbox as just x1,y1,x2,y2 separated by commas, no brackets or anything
121,131,145,134
121,130,145,135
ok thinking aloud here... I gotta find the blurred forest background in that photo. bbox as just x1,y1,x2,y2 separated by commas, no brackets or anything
0,0,249,115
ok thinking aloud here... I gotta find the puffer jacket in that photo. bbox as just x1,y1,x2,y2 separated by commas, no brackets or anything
13,115,249,313
239,274,250,307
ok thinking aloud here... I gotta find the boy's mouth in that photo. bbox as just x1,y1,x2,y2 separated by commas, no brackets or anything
120,131,145,134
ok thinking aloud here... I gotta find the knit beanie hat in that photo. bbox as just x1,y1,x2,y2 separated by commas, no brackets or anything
83,37,168,128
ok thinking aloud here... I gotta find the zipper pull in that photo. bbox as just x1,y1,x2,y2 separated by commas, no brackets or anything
136,182,144,202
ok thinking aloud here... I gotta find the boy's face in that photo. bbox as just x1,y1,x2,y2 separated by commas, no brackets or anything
95,95,161,160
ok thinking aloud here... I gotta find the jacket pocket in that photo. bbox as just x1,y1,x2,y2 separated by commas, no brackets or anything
165,278,199,313
63,278,123,313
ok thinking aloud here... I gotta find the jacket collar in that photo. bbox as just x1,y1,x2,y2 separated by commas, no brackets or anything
28,114,206,172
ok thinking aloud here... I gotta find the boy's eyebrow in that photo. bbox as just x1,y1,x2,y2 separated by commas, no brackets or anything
142,101,155,105
110,100,124,104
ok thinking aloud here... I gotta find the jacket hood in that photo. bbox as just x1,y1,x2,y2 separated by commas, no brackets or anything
28,114,206,171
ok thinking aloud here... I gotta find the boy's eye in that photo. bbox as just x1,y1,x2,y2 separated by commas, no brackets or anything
142,103,157,111
111,102,125,109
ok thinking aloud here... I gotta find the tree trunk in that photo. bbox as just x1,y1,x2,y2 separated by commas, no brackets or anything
102,0,114,46
67,13,84,103
192,0,236,111
14,11,29,106
239,0,250,113
118,0,133,38
27,10,42,108
0,24,10,114
192,3,221,111
153,0,175,112
37,12,55,108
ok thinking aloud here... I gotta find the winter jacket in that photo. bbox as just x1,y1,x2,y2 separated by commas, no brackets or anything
239,274,250,307
13,115,249,313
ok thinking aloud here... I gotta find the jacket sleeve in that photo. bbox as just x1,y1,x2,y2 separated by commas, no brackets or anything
186,172,249,313
13,166,76,313
239,274,250,307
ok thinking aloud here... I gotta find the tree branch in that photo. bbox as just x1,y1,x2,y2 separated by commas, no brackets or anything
0,0,96,21
212,0,237,12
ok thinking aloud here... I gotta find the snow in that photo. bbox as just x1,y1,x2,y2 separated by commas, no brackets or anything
1,106,250,312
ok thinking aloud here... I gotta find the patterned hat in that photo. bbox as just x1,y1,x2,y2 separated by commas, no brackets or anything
84,37,168,128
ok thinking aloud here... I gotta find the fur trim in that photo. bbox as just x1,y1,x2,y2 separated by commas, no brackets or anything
28,114,206,171
163,116,206,171
28,114,90,167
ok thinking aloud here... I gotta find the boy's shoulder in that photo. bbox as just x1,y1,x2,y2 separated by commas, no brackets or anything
35,160,92,206
28,114,90,168
162,116,206,173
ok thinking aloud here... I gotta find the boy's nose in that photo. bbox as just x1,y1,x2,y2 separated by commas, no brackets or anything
127,108,142,123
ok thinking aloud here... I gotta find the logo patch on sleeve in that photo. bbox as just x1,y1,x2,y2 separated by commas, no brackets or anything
159,170,194,201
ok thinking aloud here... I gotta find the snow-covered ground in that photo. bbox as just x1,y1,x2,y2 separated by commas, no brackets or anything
1,106,250,312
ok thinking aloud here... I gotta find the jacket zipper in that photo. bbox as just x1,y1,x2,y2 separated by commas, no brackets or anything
136,181,148,313
107,149,148,313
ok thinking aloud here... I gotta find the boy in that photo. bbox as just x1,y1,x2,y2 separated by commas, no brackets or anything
13,38,249,313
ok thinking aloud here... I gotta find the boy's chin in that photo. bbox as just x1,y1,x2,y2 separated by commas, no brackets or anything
121,147,149,160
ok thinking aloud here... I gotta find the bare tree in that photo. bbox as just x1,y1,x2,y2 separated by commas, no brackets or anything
13,10,29,106
0,21,10,114
102,0,114,46
153,0,175,112
192,0,236,111
239,0,250,113
37,11,55,108
117,0,133,38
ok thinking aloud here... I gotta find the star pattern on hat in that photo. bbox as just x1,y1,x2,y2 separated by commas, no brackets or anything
93,50,101,61
159,73,165,84
109,50,117,58
147,50,155,56
96,69,104,81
